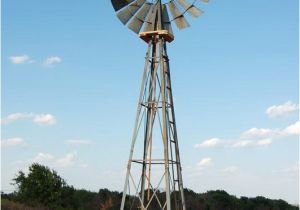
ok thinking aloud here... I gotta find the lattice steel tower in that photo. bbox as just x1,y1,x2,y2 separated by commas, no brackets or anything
110,0,208,209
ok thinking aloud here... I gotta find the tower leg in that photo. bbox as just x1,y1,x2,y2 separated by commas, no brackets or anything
120,41,153,210
159,39,171,210
162,42,186,210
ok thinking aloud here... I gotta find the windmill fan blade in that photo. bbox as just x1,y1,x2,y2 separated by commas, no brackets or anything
128,3,152,33
176,0,203,18
143,4,157,32
168,1,182,19
176,0,191,11
187,6,203,18
167,1,190,29
117,0,146,25
162,4,173,35
111,0,134,12
174,16,190,29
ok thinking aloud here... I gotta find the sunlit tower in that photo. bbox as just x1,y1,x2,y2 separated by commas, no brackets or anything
110,0,209,209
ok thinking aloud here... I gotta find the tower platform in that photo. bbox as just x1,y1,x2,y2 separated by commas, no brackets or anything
139,30,174,43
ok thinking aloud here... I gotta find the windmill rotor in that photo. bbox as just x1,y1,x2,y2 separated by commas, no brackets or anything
111,0,209,36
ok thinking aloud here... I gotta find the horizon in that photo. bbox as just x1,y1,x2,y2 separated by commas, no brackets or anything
1,0,299,205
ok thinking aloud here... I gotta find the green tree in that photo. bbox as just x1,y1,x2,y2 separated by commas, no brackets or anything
13,163,67,208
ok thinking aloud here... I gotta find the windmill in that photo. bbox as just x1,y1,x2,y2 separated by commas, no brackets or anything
110,0,208,209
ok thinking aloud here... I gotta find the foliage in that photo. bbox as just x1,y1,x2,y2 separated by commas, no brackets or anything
12,163,76,209
3,163,298,210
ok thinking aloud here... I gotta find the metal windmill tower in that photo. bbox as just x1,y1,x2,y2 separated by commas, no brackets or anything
110,0,208,209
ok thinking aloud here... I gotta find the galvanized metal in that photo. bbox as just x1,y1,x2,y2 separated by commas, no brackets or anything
167,1,190,29
143,4,156,32
117,3,142,24
112,0,208,33
120,41,153,210
128,2,152,33
111,0,134,12
167,1,182,20
161,4,173,36
110,1,209,209
120,33,187,210
176,0,203,18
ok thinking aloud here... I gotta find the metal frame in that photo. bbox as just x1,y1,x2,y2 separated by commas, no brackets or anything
120,32,186,210
119,1,187,209
112,0,209,34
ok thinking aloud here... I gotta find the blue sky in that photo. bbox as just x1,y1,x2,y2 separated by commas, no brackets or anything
1,0,299,204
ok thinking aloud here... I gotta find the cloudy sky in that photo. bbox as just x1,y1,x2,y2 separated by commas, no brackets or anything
2,0,299,205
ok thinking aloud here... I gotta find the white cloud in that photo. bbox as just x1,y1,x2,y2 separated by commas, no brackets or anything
232,140,254,148
184,158,213,177
256,138,272,146
266,101,298,118
241,121,299,140
9,55,63,66
1,137,24,148
66,139,92,145
1,113,34,124
194,122,298,150
20,152,78,168
282,121,300,136
232,139,272,148
33,114,56,125
32,153,55,163
223,166,238,173
241,128,278,139
194,103,299,150
197,158,212,167
194,136,275,149
1,113,56,126
6,113,32,121
9,55,30,64
56,152,76,167
194,138,222,148
44,56,61,66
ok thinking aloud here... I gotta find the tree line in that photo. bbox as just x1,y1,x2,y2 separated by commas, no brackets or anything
1,163,298,210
